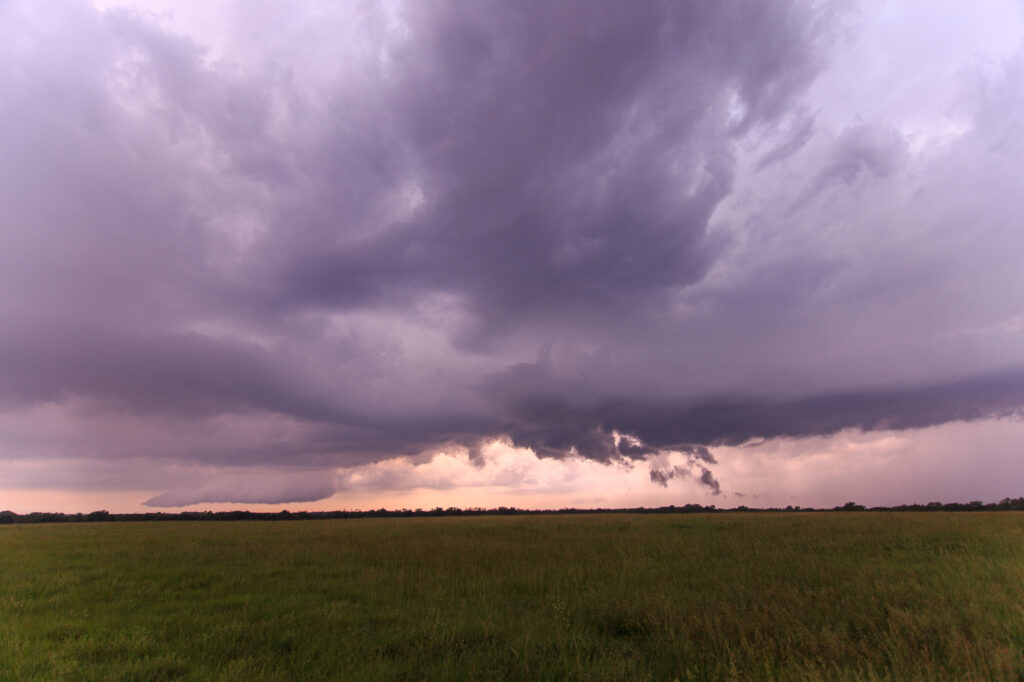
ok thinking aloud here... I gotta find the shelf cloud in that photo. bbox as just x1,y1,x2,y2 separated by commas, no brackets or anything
2,0,1023,507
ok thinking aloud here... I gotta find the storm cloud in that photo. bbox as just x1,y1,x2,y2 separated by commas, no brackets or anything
2,0,1024,506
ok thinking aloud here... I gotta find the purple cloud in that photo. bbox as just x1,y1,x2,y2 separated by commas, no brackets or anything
2,0,1024,506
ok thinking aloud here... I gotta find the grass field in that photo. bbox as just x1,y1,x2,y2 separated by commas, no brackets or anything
2,513,1023,681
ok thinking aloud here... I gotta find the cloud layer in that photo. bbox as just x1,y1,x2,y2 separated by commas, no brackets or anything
2,0,1023,505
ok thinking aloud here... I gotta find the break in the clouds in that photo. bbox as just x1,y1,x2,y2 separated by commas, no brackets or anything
2,0,1024,508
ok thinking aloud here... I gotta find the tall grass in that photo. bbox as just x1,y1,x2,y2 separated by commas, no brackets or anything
2,513,1023,680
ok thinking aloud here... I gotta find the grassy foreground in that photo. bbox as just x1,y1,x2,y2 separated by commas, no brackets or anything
1,513,1023,681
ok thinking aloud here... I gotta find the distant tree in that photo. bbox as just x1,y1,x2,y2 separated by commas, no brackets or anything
86,510,110,521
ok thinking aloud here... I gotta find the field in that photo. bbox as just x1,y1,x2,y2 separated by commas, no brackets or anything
2,513,1023,681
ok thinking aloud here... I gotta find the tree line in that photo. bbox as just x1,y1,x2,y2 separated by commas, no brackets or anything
2,498,1024,524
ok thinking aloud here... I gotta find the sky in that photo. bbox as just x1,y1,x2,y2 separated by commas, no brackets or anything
2,0,1024,513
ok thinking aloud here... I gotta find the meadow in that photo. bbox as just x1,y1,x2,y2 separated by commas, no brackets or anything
1,513,1023,681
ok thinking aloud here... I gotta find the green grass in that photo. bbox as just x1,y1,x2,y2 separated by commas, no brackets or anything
2,513,1023,681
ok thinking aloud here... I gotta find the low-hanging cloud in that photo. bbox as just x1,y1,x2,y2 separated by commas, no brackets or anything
143,470,338,508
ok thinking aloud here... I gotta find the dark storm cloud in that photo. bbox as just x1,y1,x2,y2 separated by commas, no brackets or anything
489,369,1024,464
0,1,827,408
0,322,339,421
260,0,829,340
3,0,1024,505
649,444,719,493
484,364,1024,458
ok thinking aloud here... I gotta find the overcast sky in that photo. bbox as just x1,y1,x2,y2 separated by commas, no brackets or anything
2,0,1023,512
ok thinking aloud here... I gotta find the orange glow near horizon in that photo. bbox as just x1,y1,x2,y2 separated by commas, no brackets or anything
3,419,1024,515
